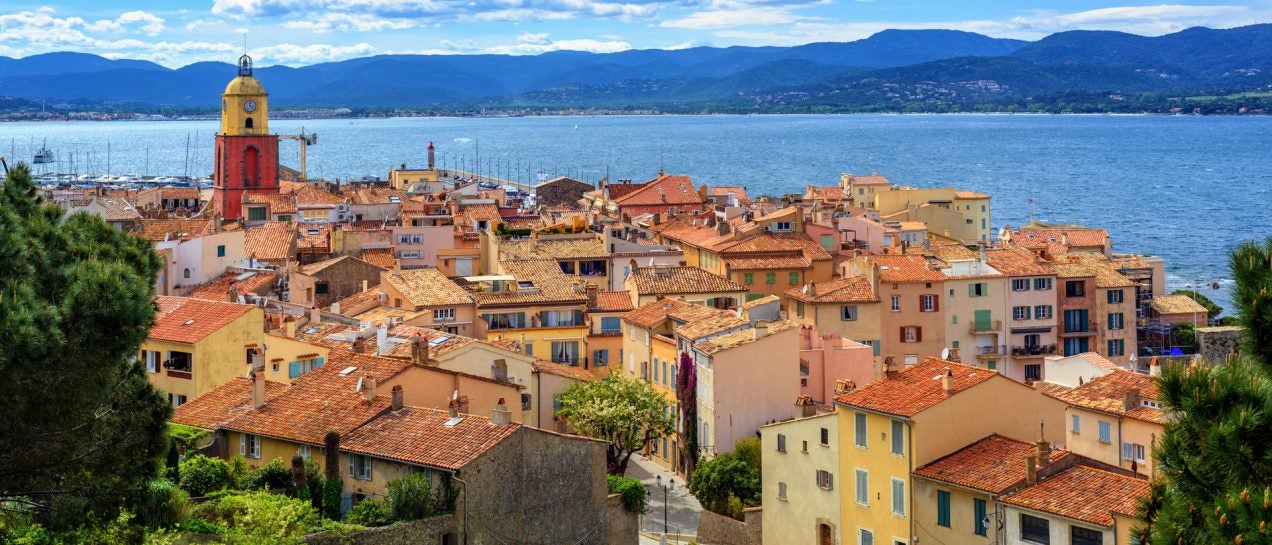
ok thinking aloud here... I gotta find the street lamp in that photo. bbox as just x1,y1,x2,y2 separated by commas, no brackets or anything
650,474,675,536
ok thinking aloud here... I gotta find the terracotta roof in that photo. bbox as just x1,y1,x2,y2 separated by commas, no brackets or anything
606,182,648,200
709,186,750,204
360,248,398,270
151,296,255,344
171,377,287,430
984,247,1054,277
914,434,1072,494
301,255,383,276
1014,227,1108,249
1001,465,1149,526
806,186,848,201
533,360,599,382
140,187,201,202
870,254,946,283
382,268,473,308
245,192,297,215
282,183,347,206
244,222,296,261
350,188,411,205
467,260,588,306
725,255,811,270
136,218,212,242
844,174,891,186
629,266,747,296
327,289,380,314
1151,294,1208,316
694,320,798,355
1038,382,1074,399
460,203,501,222
341,406,520,471
742,294,779,310
71,195,141,221
615,174,703,206
1051,262,1097,280
189,270,278,301
954,190,990,199
1075,352,1122,372
721,233,833,262
835,358,998,417
1050,369,1165,424
675,314,751,341
501,237,608,260
592,291,635,313
298,225,330,251
784,276,878,304
622,299,732,330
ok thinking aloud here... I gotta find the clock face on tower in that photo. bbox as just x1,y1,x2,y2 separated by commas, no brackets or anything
243,99,258,113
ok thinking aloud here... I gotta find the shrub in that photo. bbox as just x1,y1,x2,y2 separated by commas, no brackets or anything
302,458,323,512
179,455,233,497
346,498,392,527
135,479,190,529
607,475,647,514
178,516,225,535
386,472,434,521
322,477,343,521
195,490,321,545
239,458,292,491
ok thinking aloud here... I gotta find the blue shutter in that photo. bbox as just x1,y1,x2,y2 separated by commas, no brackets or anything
289,361,301,378
315,357,324,367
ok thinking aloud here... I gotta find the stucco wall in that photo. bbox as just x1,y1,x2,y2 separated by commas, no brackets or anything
762,413,839,545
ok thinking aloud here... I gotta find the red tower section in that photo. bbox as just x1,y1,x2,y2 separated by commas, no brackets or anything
213,134,279,220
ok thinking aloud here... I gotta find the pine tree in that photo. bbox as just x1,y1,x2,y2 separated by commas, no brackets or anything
0,164,171,528
1140,236,1272,545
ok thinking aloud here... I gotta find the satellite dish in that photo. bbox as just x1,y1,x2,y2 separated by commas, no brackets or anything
355,376,364,392
940,347,950,360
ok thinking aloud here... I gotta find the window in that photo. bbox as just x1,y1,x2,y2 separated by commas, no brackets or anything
141,350,160,373
859,529,874,545
902,326,920,343
796,301,805,318
1108,313,1124,330
593,349,609,367
974,498,988,536
890,295,901,312
802,440,808,453
936,490,951,527
777,434,787,453
550,341,580,365
1098,421,1111,444
855,469,869,505
600,316,621,334
778,481,788,500
789,272,800,285
519,392,532,410
240,433,261,459
816,470,834,490
168,393,187,407
891,478,905,516
890,420,904,455
540,309,583,326
247,207,267,221
744,273,754,285
1021,514,1050,544
1071,414,1081,434
349,454,372,480
1025,364,1041,381
166,351,193,373
1034,277,1053,290
766,272,777,284
298,445,311,459
1012,278,1031,291
434,308,456,321
482,312,526,330
820,427,829,446
1063,309,1090,333
775,221,792,231
216,244,226,257
854,413,867,448
841,305,858,321
1072,526,1103,545
1066,280,1085,298
398,250,422,259
920,294,938,312
1035,305,1054,320
1108,339,1125,356
1014,306,1032,320
315,282,329,295
1064,337,1090,356
183,268,191,279
1107,289,1124,304
653,359,660,383
289,357,322,378
969,283,987,297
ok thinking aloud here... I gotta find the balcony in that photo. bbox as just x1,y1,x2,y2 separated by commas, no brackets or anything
1012,344,1058,358
1061,321,1099,337
969,320,1002,334
975,345,1007,359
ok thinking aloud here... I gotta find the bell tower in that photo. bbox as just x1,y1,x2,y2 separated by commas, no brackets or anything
213,54,279,220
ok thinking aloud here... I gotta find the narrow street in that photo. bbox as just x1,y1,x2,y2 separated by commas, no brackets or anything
626,453,702,542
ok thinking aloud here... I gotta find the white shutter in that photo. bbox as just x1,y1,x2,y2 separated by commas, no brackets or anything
239,433,246,456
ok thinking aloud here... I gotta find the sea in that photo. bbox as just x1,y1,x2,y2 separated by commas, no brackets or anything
2,113,1269,315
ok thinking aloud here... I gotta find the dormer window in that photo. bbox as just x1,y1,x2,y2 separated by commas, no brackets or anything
775,221,793,231
1141,399,1161,409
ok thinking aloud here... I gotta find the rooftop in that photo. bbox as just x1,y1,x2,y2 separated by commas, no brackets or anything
135,218,212,242
614,174,703,207
628,265,748,296
984,247,1054,277
835,358,998,417
784,276,878,304
1049,369,1165,424
870,254,947,283
914,434,1071,494
341,406,520,471
693,320,798,355
245,192,297,215
533,359,600,382
1001,465,1149,527
151,296,255,344
360,248,397,270
592,290,636,313
382,268,474,308
675,313,751,342
301,255,383,276
170,377,287,431
188,270,278,301
244,222,296,261
1151,294,1209,316
500,236,608,261
622,299,731,330
467,260,588,306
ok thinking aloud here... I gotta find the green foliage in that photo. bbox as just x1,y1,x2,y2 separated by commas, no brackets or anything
493,223,532,237
346,498,392,527
556,372,676,475
606,475,647,515
167,424,208,453
688,441,762,520
0,164,171,529
134,479,190,529
239,458,293,491
1232,237,1272,367
177,516,224,535
323,431,341,480
1173,322,1198,353
178,455,233,497
386,472,434,521
192,490,322,545
322,478,343,521
302,458,323,512
1170,289,1223,319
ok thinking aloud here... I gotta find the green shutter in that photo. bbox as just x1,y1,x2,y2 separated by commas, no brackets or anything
744,273,754,284
974,498,987,535
937,490,950,527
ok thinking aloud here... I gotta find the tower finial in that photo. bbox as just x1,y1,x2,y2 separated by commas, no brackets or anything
238,33,252,77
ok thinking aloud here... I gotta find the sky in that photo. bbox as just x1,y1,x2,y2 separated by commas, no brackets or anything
1,0,1270,67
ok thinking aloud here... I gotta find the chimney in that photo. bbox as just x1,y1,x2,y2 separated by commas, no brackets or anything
361,377,377,402
331,301,341,315
492,398,512,425
308,307,321,325
351,335,367,354
1036,440,1052,466
1025,454,1038,485
1123,388,1141,412
375,322,389,355
941,368,955,393
228,285,240,303
391,385,404,411
794,395,816,419
947,348,961,363
448,398,459,418
252,369,267,409
362,279,369,292
411,333,429,365
752,321,770,340
1149,357,1162,377
808,283,817,298
653,214,661,226
979,244,987,263
883,355,898,376
284,317,298,338
585,282,599,310
427,141,435,169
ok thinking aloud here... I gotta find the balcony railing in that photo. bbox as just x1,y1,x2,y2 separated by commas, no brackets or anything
975,345,1007,359
1061,321,1099,336
970,320,1002,334
1012,344,1058,357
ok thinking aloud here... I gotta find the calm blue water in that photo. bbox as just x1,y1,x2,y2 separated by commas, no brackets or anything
2,114,1268,315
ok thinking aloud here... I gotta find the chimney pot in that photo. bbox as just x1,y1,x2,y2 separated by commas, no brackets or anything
941,368,955,393
492,398,512,425
391,385,404,411
1036,440,1052,465
361,377,377,402
1025,454,1038,484
1123,388,1141,411
752,321,770,340
252,370,267,410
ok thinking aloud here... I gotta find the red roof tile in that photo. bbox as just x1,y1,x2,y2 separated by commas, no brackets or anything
244,222,296,261
784,276,878,303
870,254,946,283
189,270,279,302
533,360,599,382
615,174,704,206
340,406,520,471
593,291,635,313
151,296,255,344
835,358,999,417
914,434,1071,494
1001,465,1149,526
1050,369,1164,424
622,299,732,330
171,377,287,430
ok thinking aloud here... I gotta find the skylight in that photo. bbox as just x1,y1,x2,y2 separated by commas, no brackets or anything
338,366,358,377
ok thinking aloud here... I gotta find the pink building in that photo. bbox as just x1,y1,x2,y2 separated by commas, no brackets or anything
798,325,876,404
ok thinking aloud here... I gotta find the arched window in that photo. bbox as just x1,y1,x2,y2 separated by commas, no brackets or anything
245,117,254,129
243,146,260,188
183,268,191,279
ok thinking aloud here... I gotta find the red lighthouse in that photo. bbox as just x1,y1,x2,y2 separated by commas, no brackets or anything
212,55,280,220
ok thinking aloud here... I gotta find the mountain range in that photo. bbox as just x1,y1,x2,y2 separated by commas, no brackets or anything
2,25,1271,113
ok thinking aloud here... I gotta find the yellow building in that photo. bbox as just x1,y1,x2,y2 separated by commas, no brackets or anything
142,296,264,406
1049,369,1164,477
762,410,840,545
872,187,992,243
839,173,892,208
471,259,591,367
624,264,749,308
782,276,883,360
586,289,635,378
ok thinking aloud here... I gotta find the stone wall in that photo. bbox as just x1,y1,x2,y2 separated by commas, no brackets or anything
1198,326,1245,365
696,507,761,545
606,493,639,545
303,514,456,545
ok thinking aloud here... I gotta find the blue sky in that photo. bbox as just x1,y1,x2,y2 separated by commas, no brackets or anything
1,0,1269,66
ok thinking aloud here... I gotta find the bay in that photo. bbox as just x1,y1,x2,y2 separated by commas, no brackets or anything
2,113,1268,315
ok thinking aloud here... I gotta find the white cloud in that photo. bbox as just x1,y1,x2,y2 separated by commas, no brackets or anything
212,0,665,23
660,5,807,29
282,13,417,32
250,42,378,64
82,10,167,36
484,33,632,54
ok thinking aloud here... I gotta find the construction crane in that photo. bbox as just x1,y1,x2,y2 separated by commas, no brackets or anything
279,127,318,183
